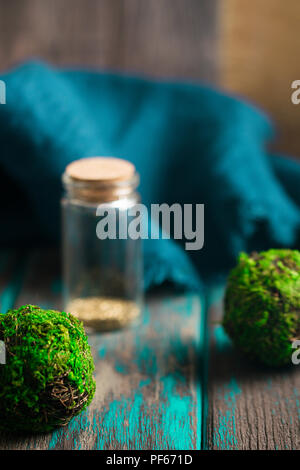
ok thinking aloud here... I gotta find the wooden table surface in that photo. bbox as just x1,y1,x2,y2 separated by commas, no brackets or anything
0,250,299,450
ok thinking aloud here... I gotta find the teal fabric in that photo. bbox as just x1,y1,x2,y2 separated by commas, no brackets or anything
0,62,300,290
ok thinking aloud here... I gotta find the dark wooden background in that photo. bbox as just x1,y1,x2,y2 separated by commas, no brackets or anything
1,0,299,156
0,0,218,82
0,1,299,450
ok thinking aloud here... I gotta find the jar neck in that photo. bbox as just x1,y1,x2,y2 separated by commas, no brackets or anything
62,172,140,203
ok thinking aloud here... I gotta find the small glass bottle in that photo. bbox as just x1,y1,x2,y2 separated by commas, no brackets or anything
61,157,143,331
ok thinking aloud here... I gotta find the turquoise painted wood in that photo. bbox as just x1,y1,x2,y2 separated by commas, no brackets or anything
206,287,300,450
0,250,205,450
1,251,299,450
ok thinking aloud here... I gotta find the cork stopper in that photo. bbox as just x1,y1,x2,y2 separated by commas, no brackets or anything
65,157,135,183
63,157,138,203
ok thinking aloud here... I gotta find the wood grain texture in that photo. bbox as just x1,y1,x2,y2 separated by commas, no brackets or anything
205,287,300,450
219,0,300,156
0,250,203,450
1,252,299,450
0,0,218,82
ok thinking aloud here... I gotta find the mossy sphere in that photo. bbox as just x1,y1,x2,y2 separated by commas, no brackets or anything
0,305,96,433
223,249,300,367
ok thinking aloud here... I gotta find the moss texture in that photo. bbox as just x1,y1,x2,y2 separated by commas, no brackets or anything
0,305,96,433
223,249,300,367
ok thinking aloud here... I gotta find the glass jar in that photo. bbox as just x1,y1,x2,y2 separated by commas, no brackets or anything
61,157,143,331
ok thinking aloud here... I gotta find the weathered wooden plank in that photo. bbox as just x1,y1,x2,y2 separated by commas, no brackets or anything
219,0,300,156
206,287,300,450
0,0,218,82
0,250,204,450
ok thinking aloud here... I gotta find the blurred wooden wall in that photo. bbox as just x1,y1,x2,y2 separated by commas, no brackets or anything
220,0,300,157
1,0,300,157
0,0,218,82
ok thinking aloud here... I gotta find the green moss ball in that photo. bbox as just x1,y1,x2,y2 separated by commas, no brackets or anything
223,249,300,367
0,305,96,433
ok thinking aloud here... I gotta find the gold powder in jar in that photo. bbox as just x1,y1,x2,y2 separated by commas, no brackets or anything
66,297,141,331
62,157,143,332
